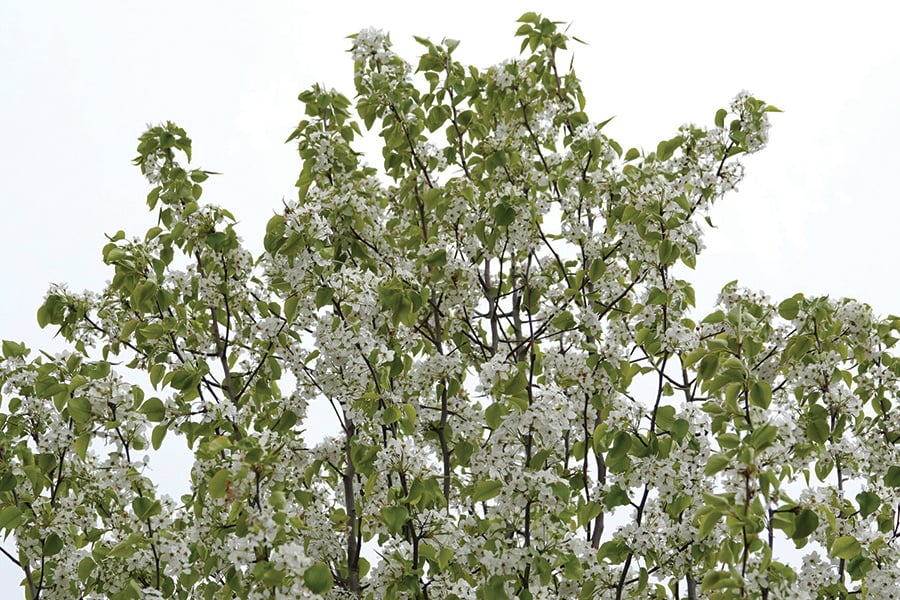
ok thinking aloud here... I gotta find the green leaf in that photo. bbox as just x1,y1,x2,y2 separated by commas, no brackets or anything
36,304,51,328
597,539,629,563
563,554,583,580
657,240,680,264
482,576,508,600
576,501,602,528
778,297,800,320
382,405,402,425
702,570,737,592
83,360,111,379
149,364,165,390
492,201,516,226
815,457,833,481
847,555,874,580
655,405,676,430
704,454,729,476
770,509,794,532
656,135,684,161
485,403,504,429
588,258,607,281
132,497,161,520
671,418,690,441
503,370,528,396
792,508,819,539
74,434,90,460
303,563,334,594
715,108,727,128
258,562,285,586
78,556,96,580
380,505,409,534
2,340,28,358
140,397,166,422
69,397,93,424
551,310,576,331
315,286,334,309
647,287,668,305
43,532,63,557
604,485,630,509
151,424,167,450
856,491,881,518
807,414,830,444
107,535,140,558
830,535,861,560
207,435,231,453
169,368,200,391
0,506,23,532
0,473,15,492
699,510,722,539
284,295,300,322
472,479,503,503
702,310,725,324
747,424,778,451
885,465,900,487
608,431,631,462
273,410,298,434
698,353,719,381
749,380,772,409
208,469,230,499
424,248,447,267
131,281,158,312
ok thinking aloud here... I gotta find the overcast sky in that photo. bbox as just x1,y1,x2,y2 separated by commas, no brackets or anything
1,0,898,591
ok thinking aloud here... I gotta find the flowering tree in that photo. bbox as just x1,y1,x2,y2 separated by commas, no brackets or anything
2,13,899,600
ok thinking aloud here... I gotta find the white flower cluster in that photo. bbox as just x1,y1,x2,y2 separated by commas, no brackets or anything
488,59,526,90
351,27,410,89
140,149,172,185
731,90,771,153
351,27,390,64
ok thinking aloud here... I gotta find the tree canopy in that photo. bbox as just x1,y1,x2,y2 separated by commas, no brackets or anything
1,13,899,600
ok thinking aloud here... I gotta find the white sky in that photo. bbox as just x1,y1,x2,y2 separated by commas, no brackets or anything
1,0,898,592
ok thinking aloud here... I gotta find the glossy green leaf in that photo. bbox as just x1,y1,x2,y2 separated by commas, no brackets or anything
315,286,334,309
704,454,729,476
208,469,231,499
482,576,508,600
749,380,771,409
68,396,93,424
2,340,27,359
656,135,684,161
604,485,630,509
0,506,23,532
747,424,777,451
777,297,800,320
132,497,161,520
699,510,722,539
303,563,334,594
151,424,167,450
856,491,881,517
885,465,900,487
78,556,96,580
380,505,409,534
830,535,861,560
715,108,727,128
472,479,503,503
42,532,63,557
608,431,631,462
792,508,819,539
140,397,166,422
504,369,529,396
107,535,141,559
